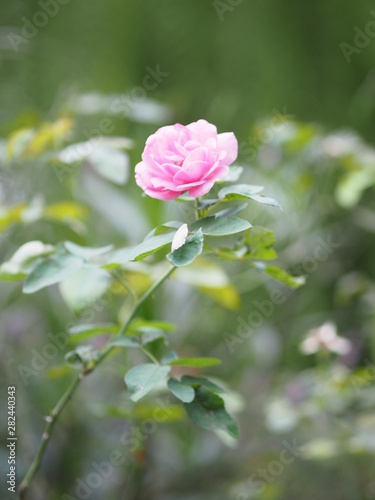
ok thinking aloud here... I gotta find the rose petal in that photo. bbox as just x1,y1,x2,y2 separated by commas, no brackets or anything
217,132,238,165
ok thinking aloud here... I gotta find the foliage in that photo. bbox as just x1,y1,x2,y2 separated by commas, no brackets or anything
2,107,375,499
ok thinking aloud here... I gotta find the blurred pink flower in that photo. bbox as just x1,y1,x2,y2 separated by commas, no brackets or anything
135,119,238,200
300,322,351,356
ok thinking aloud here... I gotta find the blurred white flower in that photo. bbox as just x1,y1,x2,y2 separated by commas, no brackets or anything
300,321,351,356
320,132,360,158
265,397,300,433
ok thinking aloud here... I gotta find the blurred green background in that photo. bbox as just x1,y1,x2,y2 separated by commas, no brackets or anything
1,1,375,499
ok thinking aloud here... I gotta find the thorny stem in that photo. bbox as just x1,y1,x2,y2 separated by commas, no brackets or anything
18,265,176,499
18,376,80,499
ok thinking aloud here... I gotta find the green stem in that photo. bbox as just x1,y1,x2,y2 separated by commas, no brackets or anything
140,345,161,366
18,265,176,498
94,264,175,366
110,269,137,302
195,198,201,220
18,376,81,498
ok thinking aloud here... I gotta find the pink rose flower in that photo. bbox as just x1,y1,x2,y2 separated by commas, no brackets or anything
135,119,238,200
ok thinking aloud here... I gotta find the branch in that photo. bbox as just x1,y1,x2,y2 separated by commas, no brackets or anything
18,265,176,498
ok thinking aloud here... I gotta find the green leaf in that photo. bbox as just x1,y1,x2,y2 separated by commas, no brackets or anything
59,267,112,314
167,378,195,403
130,231,177,261
256,263,305,288
208,247,248,261
180,375,225,394
197,198,220,210
335,168,375,208
117,324,169,345
190,216,251,237
64,241,113,259
212,202,248,218
245,227,277,260
110,336,140,348
107,231,176,265
145,221,183,239
218,184,282,210
68,323,119,342
218,183,264,199
8,118,72,158
199,284,241,311
141,329,168,345
184,386,238,438
0,204,26,233
87,146,129,185
129,319,176,333
0,241,55,281
168,357,222,368
43,202,89,227
161,350,179,365
64,346,98,367
7,129,35,158
245,193,283,210
23,252,83,294
167,229,204,267
124,363,171,402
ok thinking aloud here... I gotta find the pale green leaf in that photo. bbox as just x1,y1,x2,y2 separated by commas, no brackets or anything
213,202,248,218
125,363,171,402
68,323,119,342
218,183,264,199
64,241,113,259
107,231,176,265
218,184,282,210
129,319,176,333
161,350,179,365
145,221,182,239
190,216,251,236
0,241,55,281
87,146,130,185
255,263,305,288
167,229,204,267
23,252,83,294
64,346,98,367
59,267,112,313
167,378,195,403
110,336,140,348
